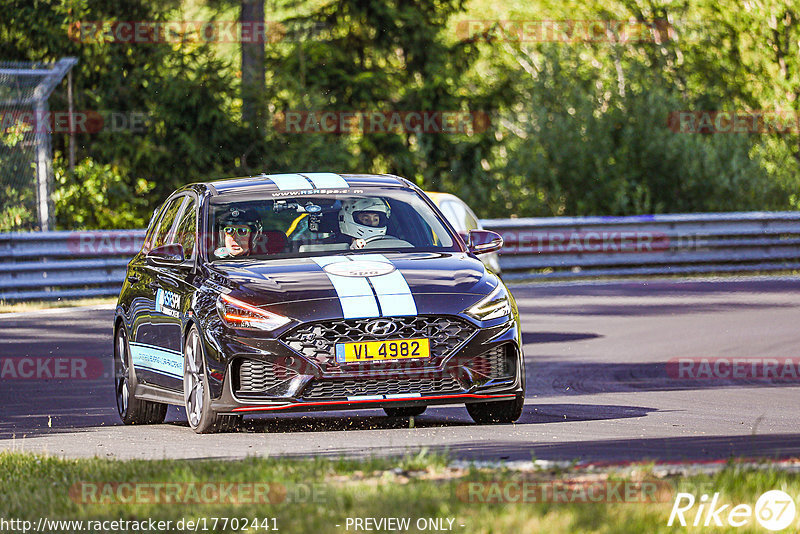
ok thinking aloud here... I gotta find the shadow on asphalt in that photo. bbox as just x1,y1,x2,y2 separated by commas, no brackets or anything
1,402,656,439
416,432,800,463
522,332,602,344
513,279,800,299
5,355,797,440
214,403,657,434
275,431,800,463
7,354,799,439
526,360,800,395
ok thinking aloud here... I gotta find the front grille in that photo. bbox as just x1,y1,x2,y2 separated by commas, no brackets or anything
302,375,462,400
281,316,477,367
463,345,514,382
237,359,298,393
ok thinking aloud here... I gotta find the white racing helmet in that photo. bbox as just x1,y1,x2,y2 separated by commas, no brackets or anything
339,197,391,242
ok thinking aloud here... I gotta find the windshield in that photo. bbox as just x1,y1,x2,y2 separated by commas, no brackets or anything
206,188,460,261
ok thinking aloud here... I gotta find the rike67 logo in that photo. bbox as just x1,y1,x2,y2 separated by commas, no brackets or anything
669,490,797,531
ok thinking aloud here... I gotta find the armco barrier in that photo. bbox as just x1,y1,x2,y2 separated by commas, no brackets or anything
0,230,145,301
0,212,798,300
481,212,800,280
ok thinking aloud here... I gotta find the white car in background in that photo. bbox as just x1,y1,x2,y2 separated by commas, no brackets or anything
426,192,502,276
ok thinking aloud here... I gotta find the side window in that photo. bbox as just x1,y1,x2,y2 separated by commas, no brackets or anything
174,198,197,258
441,201,466,232
152,197,184,249
146,208,159,234
462,203,479,231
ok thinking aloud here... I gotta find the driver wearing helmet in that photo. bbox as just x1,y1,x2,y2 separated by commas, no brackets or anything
339,198,392,250
214,208,261,258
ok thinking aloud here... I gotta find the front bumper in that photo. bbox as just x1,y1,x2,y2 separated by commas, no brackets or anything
203,314,524,415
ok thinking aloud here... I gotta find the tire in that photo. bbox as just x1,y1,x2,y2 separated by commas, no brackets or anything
384,406,426,417
115,326,167,425
183,326,240,434
466,394,524,424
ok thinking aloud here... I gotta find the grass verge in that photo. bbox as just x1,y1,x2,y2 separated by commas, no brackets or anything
2,451,799,533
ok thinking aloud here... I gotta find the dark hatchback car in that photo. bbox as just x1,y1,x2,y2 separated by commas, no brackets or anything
114,173,525,433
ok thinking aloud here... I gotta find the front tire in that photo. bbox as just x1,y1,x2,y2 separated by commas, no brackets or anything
183,326,240,433
115,326,167,425
466,394,524,424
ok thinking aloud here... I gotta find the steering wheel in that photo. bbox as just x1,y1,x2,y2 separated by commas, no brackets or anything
365,236,413,249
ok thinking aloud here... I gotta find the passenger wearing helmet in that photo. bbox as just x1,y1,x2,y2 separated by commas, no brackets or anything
214,208,261,258
339,198,392,249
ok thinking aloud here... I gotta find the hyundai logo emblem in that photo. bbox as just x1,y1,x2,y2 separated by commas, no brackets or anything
364,319,399,337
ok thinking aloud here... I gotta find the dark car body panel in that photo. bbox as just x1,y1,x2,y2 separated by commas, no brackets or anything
114,173,524,416
206,252,489,307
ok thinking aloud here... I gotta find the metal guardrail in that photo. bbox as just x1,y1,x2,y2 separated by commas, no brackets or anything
0,230,144,301
481,212,800,281
0,212,799,300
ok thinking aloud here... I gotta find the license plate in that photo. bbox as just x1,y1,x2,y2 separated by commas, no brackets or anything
335,338,430,363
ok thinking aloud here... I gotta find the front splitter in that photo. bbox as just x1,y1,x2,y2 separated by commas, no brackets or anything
229,393,517,413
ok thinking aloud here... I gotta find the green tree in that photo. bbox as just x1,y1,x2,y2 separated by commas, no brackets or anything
0,125,32,231
52,155,154,229
0,0,254,228
463,0,800,216
260,0,497,191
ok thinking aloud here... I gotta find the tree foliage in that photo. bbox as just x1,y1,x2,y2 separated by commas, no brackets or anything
0,0,798,229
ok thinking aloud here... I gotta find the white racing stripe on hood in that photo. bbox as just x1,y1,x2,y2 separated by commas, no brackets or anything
358,254,417,317
312,256,380,319
268,173,314,190
301,173,349,189
267,172,349,190
312,254,417,319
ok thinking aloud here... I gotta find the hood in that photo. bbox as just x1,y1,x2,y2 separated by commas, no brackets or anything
206,252,496,318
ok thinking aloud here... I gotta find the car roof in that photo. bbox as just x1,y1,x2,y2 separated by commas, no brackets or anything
203,173,411,195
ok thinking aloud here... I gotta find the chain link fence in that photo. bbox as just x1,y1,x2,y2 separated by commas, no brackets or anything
0,58,77,232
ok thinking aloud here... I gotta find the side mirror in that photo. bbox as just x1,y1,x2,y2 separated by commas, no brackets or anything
146,244,185,266
468,230,503,255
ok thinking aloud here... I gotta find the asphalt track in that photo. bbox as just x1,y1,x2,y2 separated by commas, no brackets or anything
2,277,800,463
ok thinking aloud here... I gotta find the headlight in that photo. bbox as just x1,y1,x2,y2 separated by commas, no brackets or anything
216,294,291,331
465,284,512,321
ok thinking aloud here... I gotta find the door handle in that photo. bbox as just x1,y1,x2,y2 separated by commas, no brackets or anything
147,282,160,291
127,275,139,284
